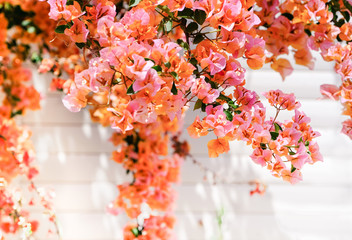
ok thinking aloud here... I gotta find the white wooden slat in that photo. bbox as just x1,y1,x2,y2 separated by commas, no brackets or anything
34,154,125,183
247,70,339,99
176,212,352,240
21,211,352,240
29,125,115,154
22,183,352,216
32,151,352,186
19,97,91,124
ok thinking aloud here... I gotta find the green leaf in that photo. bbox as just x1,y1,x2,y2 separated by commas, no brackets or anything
31,52,42,64
228,101,238,109
186,22,198,33
27,26,36,33
201,102,206,112
165,20,173,32
171,81,178,95
343,0,352,15
144,58,155,63
164,62,171,68
93,40,101,47
194,99,202,110
291,165,297,173
131,227,139,237
193,34,204,44
170,71,179,80
11,95,21,102
224,109,233,121
129,0,140,7
152,65,162,72
341,10,350,22
10,110,23,118
260,143,267,150
127,83,135,95
270,131,279,141
304,29,311,37
178,8,194,18
157,5,173,16
86,39,92,48
190,57,197,67
194,9,207,25
75,42,86,49
21,19,31,27
177,39,190,50
281,12,294,20
55,24,68,33
0,134,6,141
274,122,283,132
217,94,232,102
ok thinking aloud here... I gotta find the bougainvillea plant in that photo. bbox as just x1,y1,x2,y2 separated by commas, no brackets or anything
1,0,352,239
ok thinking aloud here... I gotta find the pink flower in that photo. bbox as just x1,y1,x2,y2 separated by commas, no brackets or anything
282,169,303,184
47,0,71,20
204,105,233,137
121,8,150,26
263,90,300,111
95,1,116,20
305,0,325,21
88,58,115,92
125,54,154,81
133,69,164,96
233,86,258,111
308,142,323,163
288,143,309,169
38,58,55,73
209,0,242,31
62,86,90,112
108,108,134,134
97,16,130,47
200,50,226,75
342,119,352,140
250,148,272,167
128,98,157,124
223,59,245,86
320,84,340,100
64,19,89,43
191,76,219,103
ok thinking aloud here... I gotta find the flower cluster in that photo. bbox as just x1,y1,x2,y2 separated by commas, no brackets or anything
42,0,324,237
12,0,352,238
254,0,352,140
0,1,65,238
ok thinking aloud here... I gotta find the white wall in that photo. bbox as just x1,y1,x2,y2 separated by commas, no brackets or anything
14,57,352,240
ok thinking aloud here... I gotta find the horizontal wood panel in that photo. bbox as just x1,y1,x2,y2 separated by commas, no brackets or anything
248,70,339,99
21,183,352,215
30,125,115,154
12,211,352,240
33,153,352,186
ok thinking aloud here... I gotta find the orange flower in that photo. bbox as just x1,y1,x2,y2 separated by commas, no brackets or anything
270,58,293,80
187,116,209,138
207,138,230,158
294,48,314,70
